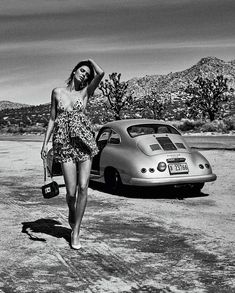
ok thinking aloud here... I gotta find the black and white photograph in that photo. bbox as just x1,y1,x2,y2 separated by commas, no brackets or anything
0,0,234,292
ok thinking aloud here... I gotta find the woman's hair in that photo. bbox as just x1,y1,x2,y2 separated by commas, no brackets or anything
66,60,95,88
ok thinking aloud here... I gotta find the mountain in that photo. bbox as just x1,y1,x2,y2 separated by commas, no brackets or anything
0,56,234,129
0,100,31,111
127,56,235,98
0,103,50,129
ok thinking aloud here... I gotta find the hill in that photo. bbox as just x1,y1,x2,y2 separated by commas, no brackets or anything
127,56,235,99
126,56,235,119
0,56,234,131
0,100,31,111
0,103,50,130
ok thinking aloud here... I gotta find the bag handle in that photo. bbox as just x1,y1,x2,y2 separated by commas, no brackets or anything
43,158,53,185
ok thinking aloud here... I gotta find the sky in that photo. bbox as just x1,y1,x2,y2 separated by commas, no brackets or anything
0,0,234,105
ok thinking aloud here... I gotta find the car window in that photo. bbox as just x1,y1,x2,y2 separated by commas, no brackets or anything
97,129,111,150
98,130,110,142
109,130,121,144
127,124,180,137
158,126,170,133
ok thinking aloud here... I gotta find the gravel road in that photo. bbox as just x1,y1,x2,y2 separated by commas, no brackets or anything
0,140,234,293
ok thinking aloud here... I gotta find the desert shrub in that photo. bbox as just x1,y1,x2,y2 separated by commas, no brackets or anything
223,117,235,131
0,127,7,134
25,126,45,133
200,122,217,132
19,127,25,134
173,118,235,133
7,126,20,134
176,119,204,132
200,120,228,133
194,120,204,128
176,120,194,131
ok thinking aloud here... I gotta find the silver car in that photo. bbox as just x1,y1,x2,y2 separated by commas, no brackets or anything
90,119,216,192
47,119,216,193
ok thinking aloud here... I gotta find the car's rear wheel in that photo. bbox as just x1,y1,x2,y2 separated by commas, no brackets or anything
190,182,205,192
195,182,204,191
104,167,122,194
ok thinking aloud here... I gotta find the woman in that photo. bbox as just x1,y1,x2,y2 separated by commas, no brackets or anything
41,59,104,249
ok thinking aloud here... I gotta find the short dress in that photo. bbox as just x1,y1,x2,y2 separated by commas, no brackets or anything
52,98,99,163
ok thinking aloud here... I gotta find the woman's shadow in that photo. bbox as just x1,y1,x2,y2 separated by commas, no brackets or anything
21,219,71,243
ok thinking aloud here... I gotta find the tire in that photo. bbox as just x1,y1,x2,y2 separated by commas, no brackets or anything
104,168,122,194
191,182,205,192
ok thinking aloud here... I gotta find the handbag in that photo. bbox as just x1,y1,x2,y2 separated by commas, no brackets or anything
41,159,59,199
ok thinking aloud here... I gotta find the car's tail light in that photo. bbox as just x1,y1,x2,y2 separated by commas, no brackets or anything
141,168,147,173
157,162,166,172
205,164,210,169
199,164,204,169
149,168,155,173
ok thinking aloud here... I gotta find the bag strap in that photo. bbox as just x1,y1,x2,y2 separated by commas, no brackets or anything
43,158,53,185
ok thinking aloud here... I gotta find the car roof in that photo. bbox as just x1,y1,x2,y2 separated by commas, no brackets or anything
99,119,185,147
100,119,178,143
103,119,170,132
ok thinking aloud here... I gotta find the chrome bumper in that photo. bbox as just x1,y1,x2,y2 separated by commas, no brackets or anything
129,174,217,186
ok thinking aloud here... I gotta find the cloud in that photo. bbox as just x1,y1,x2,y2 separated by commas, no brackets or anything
0,0,234,104
1,36,235,57
1,0,234,45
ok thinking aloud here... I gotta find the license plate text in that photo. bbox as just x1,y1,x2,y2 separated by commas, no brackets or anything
168,163,189,174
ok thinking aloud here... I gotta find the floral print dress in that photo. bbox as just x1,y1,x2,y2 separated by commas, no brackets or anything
52,98,99,163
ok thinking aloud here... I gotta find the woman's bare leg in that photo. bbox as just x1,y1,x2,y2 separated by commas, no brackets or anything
72,158,92,248
62,160,77,228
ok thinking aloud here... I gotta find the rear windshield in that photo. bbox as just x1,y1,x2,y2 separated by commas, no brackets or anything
127,124,180,138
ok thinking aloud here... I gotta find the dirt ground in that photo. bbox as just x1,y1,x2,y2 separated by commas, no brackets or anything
0,140,234,293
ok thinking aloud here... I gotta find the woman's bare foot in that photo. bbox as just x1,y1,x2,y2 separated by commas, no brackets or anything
71,231,81,250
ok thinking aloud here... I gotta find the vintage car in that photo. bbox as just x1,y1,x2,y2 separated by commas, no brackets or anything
47,119,217,192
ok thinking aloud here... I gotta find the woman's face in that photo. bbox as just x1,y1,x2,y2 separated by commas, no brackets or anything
74,65,91,84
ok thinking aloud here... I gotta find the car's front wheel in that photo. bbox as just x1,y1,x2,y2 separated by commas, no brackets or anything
104,167,122,194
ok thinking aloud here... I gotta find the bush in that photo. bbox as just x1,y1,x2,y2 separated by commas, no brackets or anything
200,120,228,133
173,118,235,133
175,119,204,132
2,125,45,134
24,126,45,133
223,117,235,131
7,126,20,134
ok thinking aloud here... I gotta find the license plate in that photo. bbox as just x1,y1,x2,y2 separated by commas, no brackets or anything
168,162,189,174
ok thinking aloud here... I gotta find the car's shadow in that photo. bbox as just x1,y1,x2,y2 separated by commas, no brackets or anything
21,219,71,243
89,181,209,200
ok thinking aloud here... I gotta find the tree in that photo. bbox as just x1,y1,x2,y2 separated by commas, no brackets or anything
87,94,112,124
184,75,234,121
135,85,172,120
136,80,172,120
99,73,134,120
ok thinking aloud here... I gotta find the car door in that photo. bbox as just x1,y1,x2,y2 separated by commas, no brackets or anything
91,128,111,173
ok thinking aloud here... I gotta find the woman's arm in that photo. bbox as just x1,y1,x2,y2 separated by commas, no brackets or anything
41,88,58,159
87,59,105,97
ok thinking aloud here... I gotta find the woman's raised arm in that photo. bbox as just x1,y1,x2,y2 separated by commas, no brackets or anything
87,59,105,97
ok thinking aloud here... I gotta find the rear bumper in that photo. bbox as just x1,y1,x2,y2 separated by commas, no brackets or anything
129,174,217,186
